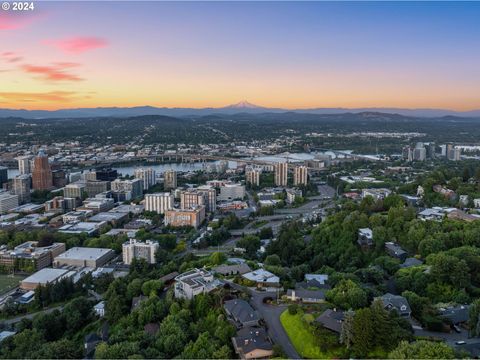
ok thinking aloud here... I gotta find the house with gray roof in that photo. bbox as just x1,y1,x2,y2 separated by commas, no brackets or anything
358,228,373,247
304,274,329,288
378,293,411,317
385,242,408,261
400,257,423,268
315,309,345,333
224,299,259,328
232,327,273,360
286,288,325,303
438,304,470,325
213,263,251,276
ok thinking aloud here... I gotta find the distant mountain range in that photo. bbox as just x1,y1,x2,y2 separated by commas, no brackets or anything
1,101,480,119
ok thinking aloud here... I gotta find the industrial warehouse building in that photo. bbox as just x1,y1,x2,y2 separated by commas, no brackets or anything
20,268,74,290
53,247,115,268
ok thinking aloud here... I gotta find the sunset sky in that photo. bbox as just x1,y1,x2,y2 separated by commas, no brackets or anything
1,1,480,111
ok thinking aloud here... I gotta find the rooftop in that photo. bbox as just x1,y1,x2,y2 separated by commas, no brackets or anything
54,247,113,261
22,268,72,285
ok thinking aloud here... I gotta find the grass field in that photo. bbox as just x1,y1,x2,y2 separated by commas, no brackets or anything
280,310,341,359
0,274,24,294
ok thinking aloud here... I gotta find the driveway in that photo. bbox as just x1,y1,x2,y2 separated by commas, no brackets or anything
227,281,301,359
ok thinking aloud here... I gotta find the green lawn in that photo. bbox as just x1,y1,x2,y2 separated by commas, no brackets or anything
280,310,341,359
0,274,24,294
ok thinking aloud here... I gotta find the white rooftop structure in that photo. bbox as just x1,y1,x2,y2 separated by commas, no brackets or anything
21,268,73,289
54,246,115,268
55,247,112,261
242,269,280,285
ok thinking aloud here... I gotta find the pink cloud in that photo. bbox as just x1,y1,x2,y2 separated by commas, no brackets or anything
0,12,38,30
1,52,23,63
21,62,83,82
44,36,108,54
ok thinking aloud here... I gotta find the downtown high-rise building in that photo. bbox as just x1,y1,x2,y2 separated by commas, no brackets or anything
197,186,217,212
16,155,33,175
134,168,156,191
293,165,308,186
245,167,261,187
111,178,144,199
145,192,174,214
0,166,8,188
164,170,177,190
413,142,427,161
274,162,288,187
180,189,205,210
12,175,31,204
32,150,53,191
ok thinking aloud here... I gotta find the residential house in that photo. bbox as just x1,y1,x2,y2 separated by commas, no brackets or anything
474,199,480,209
358,228,373,247
224,299,259,328
159,271,179,286
242,269,280,287
213,263,252,276
286,288,325,303
174,268,219,299
361,188,392,201
378,293,411,317
304,274,329,288
315,309,345,333
232,327,273,360
438,305,470,325
94,301,105,317
418,208,446,221
385,242,408,261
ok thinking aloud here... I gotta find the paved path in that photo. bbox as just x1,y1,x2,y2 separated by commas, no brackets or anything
0,305,64,326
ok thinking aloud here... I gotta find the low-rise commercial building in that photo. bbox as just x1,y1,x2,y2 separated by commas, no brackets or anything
0,192,19,214
218,183,245,201
0,241,66,271
164,206,205,229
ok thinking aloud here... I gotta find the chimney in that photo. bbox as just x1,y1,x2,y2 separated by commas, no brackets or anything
244,339,249,345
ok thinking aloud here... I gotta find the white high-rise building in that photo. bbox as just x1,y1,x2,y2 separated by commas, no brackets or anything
134,168,156,190
122,239,159,265
145,193,174,214
16,155,33,175
274,162,288,187
293,166,308,186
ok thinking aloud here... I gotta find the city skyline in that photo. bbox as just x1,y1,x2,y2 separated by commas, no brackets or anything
1,2,480,111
